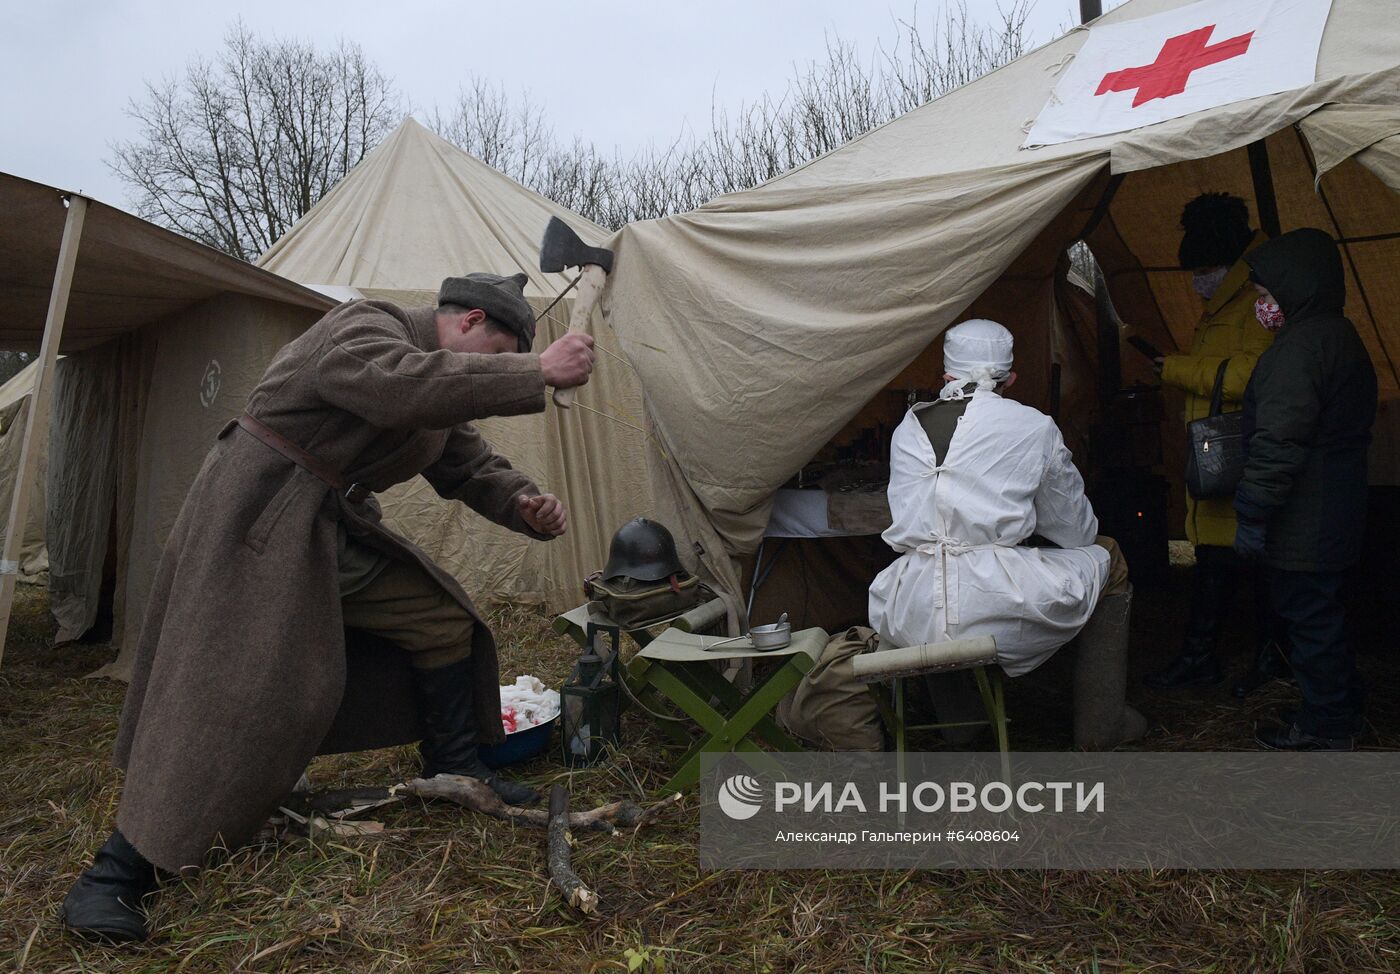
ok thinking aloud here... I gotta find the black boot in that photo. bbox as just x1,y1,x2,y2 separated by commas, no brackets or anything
1254,720,1354,751
61,830,161,942
1144,640,1223,689
1232,640,1291,699
1146,545,1234,690
412,658,540,807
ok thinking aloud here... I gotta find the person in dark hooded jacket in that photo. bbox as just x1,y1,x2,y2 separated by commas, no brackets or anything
1235,228,1377,750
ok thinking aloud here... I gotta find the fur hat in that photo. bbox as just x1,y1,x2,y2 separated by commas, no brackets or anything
1177,193,1254,270
437,272,535,352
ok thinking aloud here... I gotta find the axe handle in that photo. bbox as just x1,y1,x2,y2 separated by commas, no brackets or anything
552,263,608,408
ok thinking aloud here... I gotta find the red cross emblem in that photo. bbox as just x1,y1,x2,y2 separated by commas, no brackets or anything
1096,25,1254,107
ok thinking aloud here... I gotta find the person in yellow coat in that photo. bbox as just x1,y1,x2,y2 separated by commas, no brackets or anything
1144,193,1288,695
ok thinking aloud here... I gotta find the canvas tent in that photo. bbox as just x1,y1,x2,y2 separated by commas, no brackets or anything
0,360,51,583
258,117,654,611
602,0,1400,629
0,170,334,670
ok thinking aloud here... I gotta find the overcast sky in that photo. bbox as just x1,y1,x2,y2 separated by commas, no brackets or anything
1,1,1119,214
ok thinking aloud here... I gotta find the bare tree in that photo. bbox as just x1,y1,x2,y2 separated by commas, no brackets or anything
430,1,1031,229
113,4,1030,249
429,79,554,189
695,1,1032,202
110,22,402,261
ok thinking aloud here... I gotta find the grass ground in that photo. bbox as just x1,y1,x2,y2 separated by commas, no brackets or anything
2,572,1397,973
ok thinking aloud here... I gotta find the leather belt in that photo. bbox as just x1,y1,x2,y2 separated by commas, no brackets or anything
235,414,370,504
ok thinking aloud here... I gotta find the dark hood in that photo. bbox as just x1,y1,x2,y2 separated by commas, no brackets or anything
1243,228,1345,321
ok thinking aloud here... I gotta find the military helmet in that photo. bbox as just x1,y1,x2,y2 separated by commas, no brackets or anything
603,517,685,582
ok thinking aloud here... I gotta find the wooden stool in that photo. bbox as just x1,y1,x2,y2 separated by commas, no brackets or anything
852,636,1008,782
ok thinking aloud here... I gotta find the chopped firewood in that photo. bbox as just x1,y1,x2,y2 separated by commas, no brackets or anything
273,805,392,840
547,783,599,914
391,775,682,834
308,789,403,820
313,817,387,838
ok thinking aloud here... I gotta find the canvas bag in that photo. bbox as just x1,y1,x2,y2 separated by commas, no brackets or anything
776,626,885,752
1185,358,1246,499
583,571,708,629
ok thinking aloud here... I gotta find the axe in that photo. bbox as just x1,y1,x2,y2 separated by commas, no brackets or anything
539,216,614,408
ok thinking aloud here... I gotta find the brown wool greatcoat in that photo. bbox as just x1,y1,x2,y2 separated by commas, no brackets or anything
113,299,552,872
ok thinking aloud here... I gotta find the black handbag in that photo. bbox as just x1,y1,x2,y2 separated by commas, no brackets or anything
1185,358,1245,499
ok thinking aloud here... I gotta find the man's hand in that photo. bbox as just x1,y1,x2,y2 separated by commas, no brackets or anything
539,333,595,390
1233,490,1268,562
519,493,567,536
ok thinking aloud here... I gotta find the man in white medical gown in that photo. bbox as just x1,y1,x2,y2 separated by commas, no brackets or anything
869,319,1146,748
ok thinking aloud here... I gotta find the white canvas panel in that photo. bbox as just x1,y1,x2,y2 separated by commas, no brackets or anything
1026,0,1333,147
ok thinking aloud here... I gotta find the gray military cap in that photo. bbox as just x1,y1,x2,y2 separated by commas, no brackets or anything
437,272,535,353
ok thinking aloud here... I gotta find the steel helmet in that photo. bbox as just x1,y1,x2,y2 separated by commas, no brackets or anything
602,517,685,582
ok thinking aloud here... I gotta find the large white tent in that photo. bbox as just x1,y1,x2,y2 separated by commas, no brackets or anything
603,0,1400,627
259,117,654,612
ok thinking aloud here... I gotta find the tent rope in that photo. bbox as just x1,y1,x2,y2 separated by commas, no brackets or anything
595,341,637,374
563,399,670,463
534,273,582,323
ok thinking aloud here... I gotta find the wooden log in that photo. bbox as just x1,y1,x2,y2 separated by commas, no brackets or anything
547,783,599,914
390,775,683,834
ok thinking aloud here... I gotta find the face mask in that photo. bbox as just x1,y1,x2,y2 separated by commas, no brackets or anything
1254,297,1285,332
1191,266,1230,300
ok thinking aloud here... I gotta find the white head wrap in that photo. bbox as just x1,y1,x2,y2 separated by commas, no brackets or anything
939,318,1015,400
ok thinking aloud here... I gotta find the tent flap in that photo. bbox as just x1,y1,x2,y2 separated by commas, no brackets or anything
0,391,49,582
45,346,120,642
606,153,1105,556
1301,103,1400,192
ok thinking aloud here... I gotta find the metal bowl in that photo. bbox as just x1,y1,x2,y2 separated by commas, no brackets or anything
749,621,792,651
479,715,557,769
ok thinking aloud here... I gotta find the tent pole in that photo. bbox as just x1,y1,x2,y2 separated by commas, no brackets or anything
0,194,87,668
1079,1,1119,409
1092,258,1122,407
1247,140,1283,238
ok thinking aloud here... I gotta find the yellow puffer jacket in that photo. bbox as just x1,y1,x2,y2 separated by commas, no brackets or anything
1160,235,1276,548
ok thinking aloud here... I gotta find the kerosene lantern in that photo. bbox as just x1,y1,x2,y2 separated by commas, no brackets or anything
561,621,622,766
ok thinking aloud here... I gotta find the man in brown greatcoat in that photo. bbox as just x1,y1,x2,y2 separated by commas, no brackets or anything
61,272,596,942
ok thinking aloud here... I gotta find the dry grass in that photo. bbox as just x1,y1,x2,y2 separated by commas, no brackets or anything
2,577,1398,973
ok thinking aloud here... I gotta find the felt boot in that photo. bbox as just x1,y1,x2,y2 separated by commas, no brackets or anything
412,657,540,807
61,830,161,943
1074,590,1148,749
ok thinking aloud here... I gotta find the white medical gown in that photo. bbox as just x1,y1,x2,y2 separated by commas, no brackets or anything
868,391,1109,676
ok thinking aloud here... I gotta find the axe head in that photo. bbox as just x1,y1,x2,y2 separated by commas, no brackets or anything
540,216,614,275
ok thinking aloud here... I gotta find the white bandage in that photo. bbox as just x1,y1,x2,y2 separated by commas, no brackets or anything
939,318,1015,400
